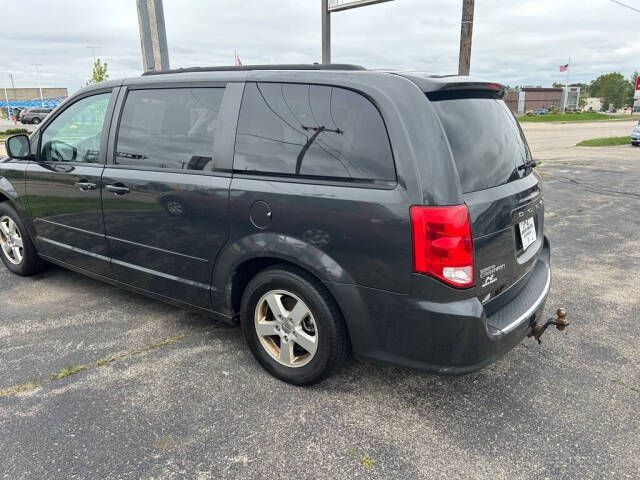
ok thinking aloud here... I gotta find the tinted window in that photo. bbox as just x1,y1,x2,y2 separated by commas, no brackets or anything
40,92,111,163
431,98,530,193
115,88,224,171
234,82,395,182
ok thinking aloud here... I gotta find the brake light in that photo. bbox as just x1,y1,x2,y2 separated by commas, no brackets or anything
410,205,474,288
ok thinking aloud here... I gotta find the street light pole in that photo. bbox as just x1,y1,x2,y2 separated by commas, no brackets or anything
33,64,44,107
86,46,100,63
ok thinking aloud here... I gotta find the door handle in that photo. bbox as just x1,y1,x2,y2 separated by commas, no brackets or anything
105,184,130,195
74,181,97,191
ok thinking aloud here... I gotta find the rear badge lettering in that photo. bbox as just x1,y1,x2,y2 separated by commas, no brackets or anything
480,263,505,288
482,274,497,287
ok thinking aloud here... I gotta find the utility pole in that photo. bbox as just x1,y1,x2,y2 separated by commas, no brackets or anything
136,0,170,72
321,0,394,64
33,64,44,107
458,0,474,76
86,46,100,63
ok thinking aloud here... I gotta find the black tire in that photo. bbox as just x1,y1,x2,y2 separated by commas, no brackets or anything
240,265,348,385
0,202,45,276
32,118,41,125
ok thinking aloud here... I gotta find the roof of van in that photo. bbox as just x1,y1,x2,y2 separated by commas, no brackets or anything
137,64,504,93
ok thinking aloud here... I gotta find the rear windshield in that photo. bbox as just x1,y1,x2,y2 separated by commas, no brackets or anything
431,97,531,193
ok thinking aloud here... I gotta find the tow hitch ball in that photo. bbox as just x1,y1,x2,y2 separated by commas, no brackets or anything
528,308,569,344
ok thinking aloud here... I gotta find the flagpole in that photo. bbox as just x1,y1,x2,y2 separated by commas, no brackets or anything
563,57,570,113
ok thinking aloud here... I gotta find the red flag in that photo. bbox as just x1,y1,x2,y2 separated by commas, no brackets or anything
559,64,568,72
235,51,243,66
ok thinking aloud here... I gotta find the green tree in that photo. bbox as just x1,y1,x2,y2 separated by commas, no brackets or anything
86,58,109,85
589,72,632,109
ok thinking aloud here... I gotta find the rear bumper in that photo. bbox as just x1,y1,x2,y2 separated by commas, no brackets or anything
328,236,551,374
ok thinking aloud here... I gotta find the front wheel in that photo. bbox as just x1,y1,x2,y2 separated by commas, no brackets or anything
240,265,348,385
0,202,44,276
32,118,41,125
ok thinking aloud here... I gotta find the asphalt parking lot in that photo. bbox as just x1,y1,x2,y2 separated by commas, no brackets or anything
1,120,639,479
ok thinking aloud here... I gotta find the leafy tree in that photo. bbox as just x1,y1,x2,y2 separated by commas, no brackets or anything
625,71,639,106
87,58,109,85
589,72,632,109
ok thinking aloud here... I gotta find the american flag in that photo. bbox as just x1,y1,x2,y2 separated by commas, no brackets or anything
559,64,569,72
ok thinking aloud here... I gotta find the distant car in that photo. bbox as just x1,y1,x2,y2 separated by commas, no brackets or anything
534,108,549,115
20,108,53,124
631,122,640,146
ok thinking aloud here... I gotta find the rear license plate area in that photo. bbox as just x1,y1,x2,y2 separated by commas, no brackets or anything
519,217,536,252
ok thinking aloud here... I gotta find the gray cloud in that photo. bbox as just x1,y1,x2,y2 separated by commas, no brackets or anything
1,0,638,94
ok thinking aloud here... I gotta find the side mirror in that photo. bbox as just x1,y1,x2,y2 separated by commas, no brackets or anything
48,140,78,162
5,134,31,160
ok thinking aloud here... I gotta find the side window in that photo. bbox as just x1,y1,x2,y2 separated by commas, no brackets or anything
115,87,225,171
40,92,112,163
234,82,396,182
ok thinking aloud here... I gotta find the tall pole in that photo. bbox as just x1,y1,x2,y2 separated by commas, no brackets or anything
136,0,170,72
563,57,570,113
321,0,331,64
33,64,44,107
86,46,100,63
9,73,15,89
458,0,474,76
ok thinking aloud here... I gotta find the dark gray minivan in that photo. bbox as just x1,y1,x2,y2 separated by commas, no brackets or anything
1,65,550,385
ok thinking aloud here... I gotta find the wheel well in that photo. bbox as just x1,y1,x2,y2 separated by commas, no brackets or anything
0,192,9,204
229,257,346,325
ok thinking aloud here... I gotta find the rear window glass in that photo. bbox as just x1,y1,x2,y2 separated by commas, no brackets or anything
431,98,530,193
234,82,396,183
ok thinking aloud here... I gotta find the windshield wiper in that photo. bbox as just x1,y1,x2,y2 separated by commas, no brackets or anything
518,160,537,171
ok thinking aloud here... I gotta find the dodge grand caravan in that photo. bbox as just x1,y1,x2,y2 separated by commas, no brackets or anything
1,64,551,385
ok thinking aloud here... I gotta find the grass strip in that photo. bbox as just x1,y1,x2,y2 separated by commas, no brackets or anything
576,136,631,147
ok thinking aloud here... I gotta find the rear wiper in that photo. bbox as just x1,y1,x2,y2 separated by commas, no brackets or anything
518,160,537,171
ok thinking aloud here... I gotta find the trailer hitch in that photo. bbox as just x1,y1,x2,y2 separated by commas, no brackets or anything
527,308,569,344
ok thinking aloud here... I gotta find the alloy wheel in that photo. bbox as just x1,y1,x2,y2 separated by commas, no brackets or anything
254,289,318,368
0,216,24,265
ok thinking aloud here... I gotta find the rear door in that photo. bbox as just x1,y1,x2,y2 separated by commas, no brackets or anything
24,88,117,275
101,84,232,308
430,93,543,304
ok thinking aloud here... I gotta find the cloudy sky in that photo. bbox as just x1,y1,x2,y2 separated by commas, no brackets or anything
1,0,638,94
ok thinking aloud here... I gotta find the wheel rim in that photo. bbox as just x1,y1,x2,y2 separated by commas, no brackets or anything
254,289,318,368
166,200,184,215
0,216,24,265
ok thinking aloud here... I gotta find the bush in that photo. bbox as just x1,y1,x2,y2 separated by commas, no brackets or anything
3,128,29,135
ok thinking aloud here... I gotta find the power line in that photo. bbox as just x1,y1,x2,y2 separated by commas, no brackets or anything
609,0,640,14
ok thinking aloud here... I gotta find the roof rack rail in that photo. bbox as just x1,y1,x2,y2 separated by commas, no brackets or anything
141,64,366,76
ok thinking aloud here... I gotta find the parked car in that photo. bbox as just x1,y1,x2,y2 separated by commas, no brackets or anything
20,107,53,124
533,108,549,115
0,65,551,385
631,121,640,146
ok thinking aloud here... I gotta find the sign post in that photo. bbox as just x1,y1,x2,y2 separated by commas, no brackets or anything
322,0,394,64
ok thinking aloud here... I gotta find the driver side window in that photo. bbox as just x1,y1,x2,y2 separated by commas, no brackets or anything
40,92,112,164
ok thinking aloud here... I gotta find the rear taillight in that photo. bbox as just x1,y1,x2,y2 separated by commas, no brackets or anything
410,205,474,288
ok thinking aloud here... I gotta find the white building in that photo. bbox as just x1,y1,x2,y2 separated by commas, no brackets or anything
583,97,602,112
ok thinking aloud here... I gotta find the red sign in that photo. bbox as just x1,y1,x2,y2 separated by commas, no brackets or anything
636,76,640,91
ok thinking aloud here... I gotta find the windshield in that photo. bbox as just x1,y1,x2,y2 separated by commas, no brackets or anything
431,97,531,193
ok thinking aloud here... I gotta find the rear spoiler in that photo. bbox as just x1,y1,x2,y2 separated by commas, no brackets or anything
394,73,507,101
426,82,507,101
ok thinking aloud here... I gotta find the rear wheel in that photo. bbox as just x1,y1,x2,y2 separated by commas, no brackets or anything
32,117,41,125
240,265,348,385
0,202,44,276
